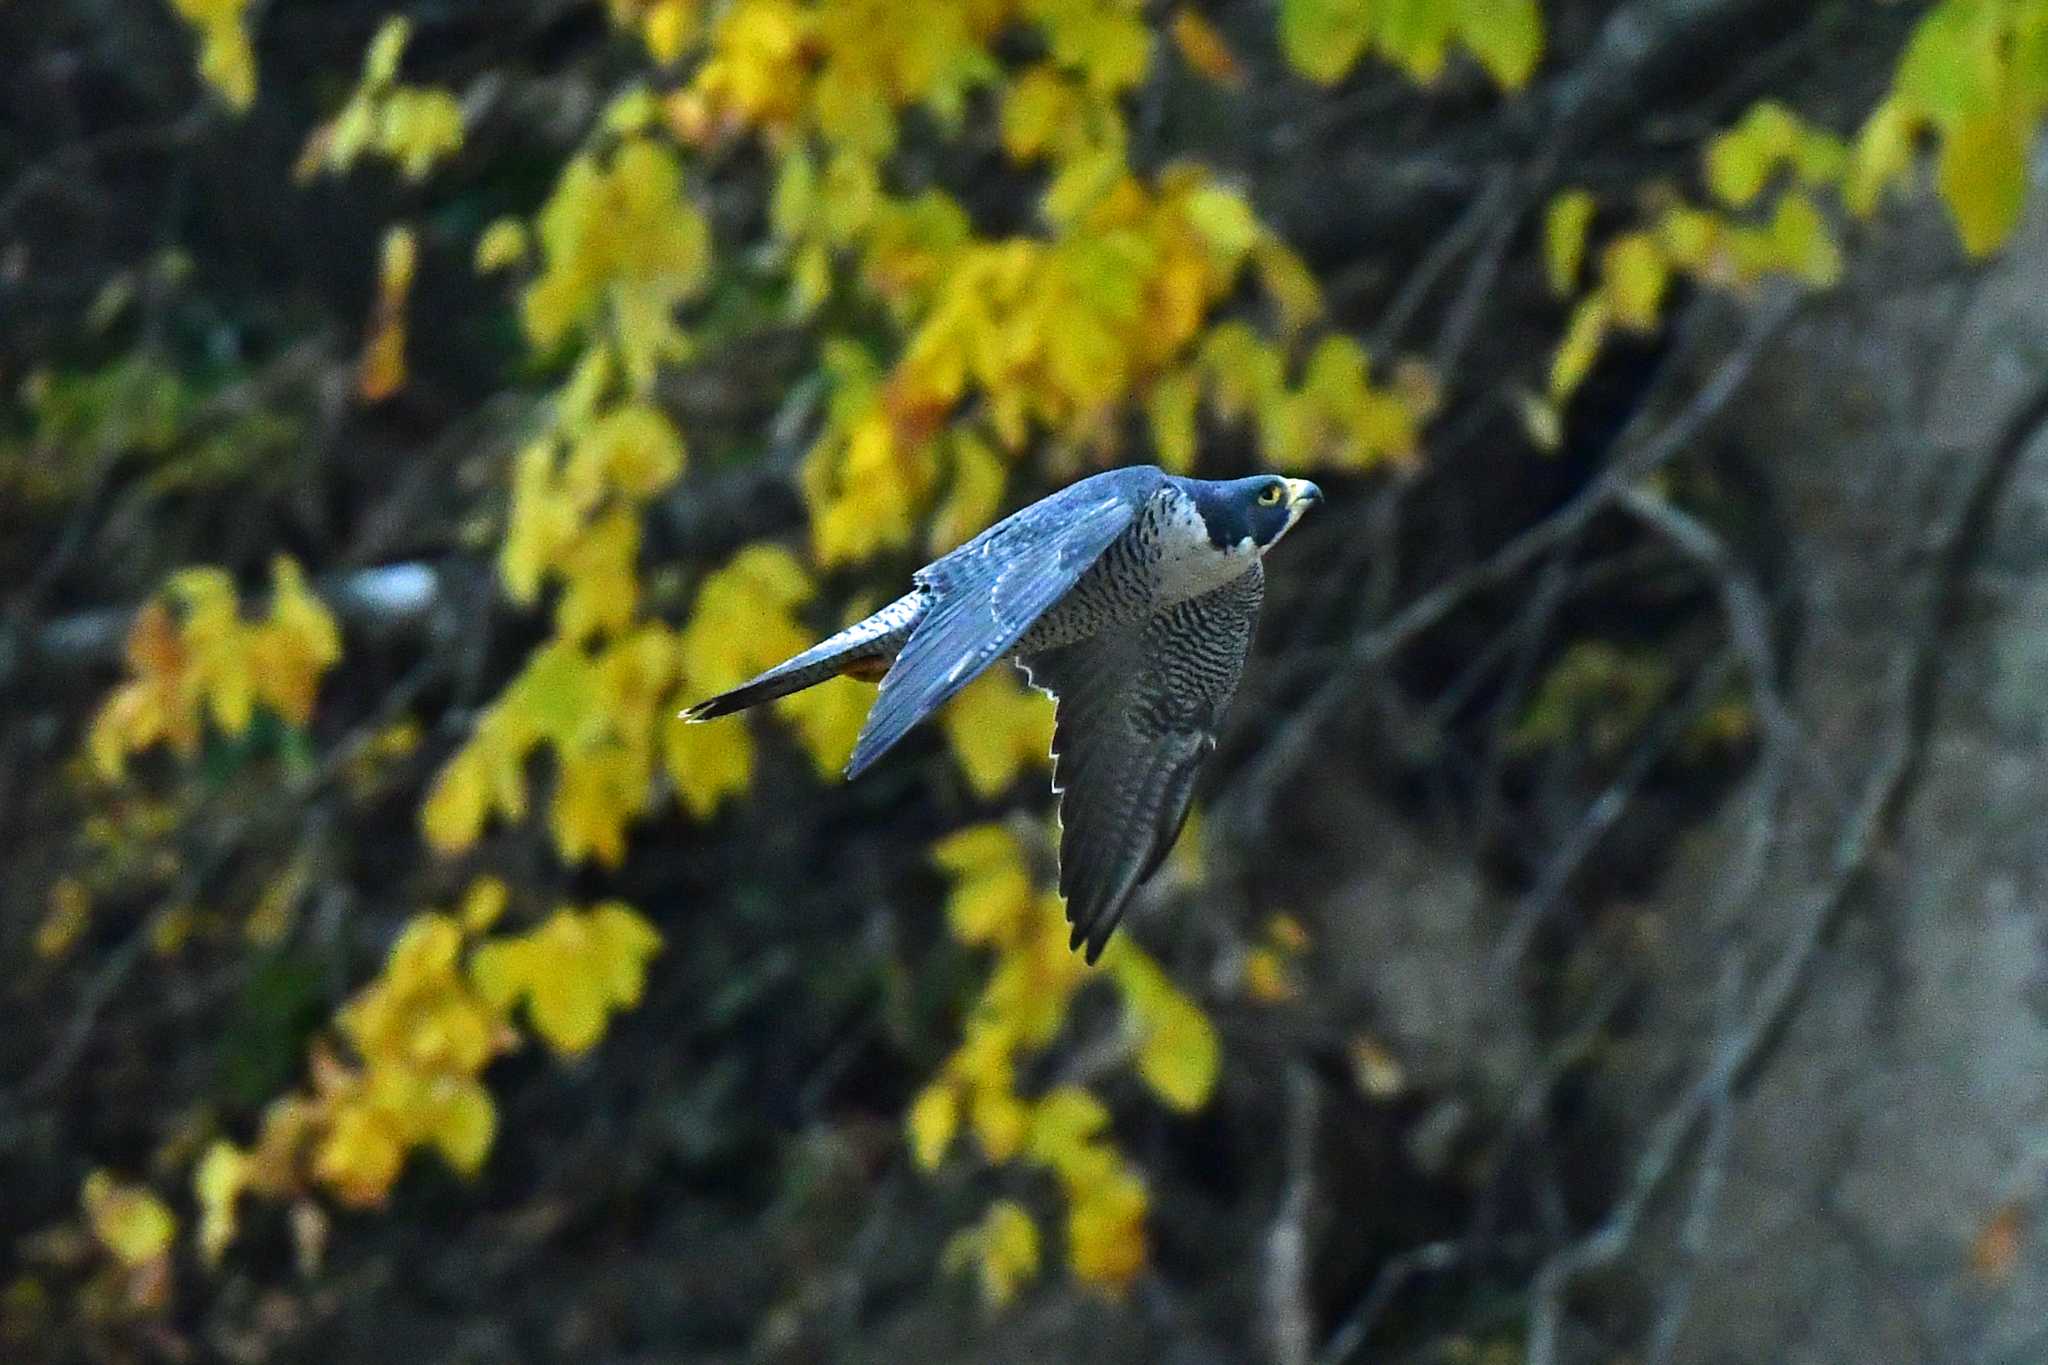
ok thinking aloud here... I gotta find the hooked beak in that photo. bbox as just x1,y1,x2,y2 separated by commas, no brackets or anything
1283,478,1323,510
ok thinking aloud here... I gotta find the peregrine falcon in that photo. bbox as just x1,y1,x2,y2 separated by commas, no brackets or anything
680,467,1322,961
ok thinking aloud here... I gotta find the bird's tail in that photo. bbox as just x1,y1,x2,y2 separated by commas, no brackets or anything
679,590,925,721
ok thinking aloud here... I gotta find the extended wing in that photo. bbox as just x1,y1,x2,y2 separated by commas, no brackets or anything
843,491,1139,779
1019,562,1264,961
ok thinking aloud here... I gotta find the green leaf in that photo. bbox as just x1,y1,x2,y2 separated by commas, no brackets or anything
1938,111,2029,257
1456,0,1543,90
1279,0,1373,85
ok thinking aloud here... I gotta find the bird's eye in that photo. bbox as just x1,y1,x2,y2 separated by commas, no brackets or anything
1257,482,1287,506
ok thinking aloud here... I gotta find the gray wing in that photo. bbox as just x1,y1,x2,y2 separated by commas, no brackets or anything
844,491,1140,779
1019,562,1265,963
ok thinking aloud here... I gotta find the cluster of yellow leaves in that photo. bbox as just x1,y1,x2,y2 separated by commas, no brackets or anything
472,901,665,1054
795,163,1303,563
296,18,465,183
88,557,342,781
425,544,874,862
167,0,257,112
1278,0,1545,90
194,884,661,1262
519,132,711,387
499,395,684,640
1172,323,1432,475
1537,101,1851,433
1541,1,2048,434
603,0,1406,573
908,824,1221,1304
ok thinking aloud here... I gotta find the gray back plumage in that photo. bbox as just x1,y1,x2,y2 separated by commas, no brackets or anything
842,468,1166,778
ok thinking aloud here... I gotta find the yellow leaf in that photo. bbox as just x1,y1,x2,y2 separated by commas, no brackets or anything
1792,128,1848,186
1455,0,1542,89
172,7,258,113
1115,950,1220,1113
82,1172,176,1268
776,674,871,776
1377,0,1456,82
1549,293,1610,402
1601,232,1668,331
377,87,464,180
908,1083,959,1169
364,16,411,85
1938,110,2028,258
480,904,660,1056
1066,1169,1147,1293
459,876,509,935
1543,190,1595,296
1041,4,1151,94
942,670,1053,798
587,901,664,1007
1279,0,1372,85
1704,126,1771,208
1025,1085,1111,1173
475,218,530,273
928,429,1008,555
193,1142,248,1265
1846,98,1919,219
522,914,615,1055
1244,948,1295,1003
642,0,699,64
1254,240,1322,336
555,509,642,643
971,1083,1029,1162
944,1199,1040,1307
1655,205,1722,273
1768,191,1843,287
1170,8,1244,86
1895,4,2002,127
662,711,754,819
425,1076,496,1174
467,936,534,1013
421,745,490,855
1181,185,1261,270
35,877,91,960
357,223,416,401
1146,368,1200,474
315,1101,408,1207
932,824,1037,946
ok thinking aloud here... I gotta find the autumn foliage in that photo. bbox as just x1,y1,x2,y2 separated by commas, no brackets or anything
8,0,2047,1356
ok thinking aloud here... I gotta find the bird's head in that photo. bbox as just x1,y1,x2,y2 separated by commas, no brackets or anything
1184,475,1324,552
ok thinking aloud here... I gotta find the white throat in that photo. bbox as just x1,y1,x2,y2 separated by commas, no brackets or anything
1154,494,1263,604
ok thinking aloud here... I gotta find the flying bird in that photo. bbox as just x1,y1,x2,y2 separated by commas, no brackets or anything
681,466,1322,961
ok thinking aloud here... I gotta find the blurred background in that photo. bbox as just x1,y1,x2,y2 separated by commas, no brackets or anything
6,1,2048,1361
